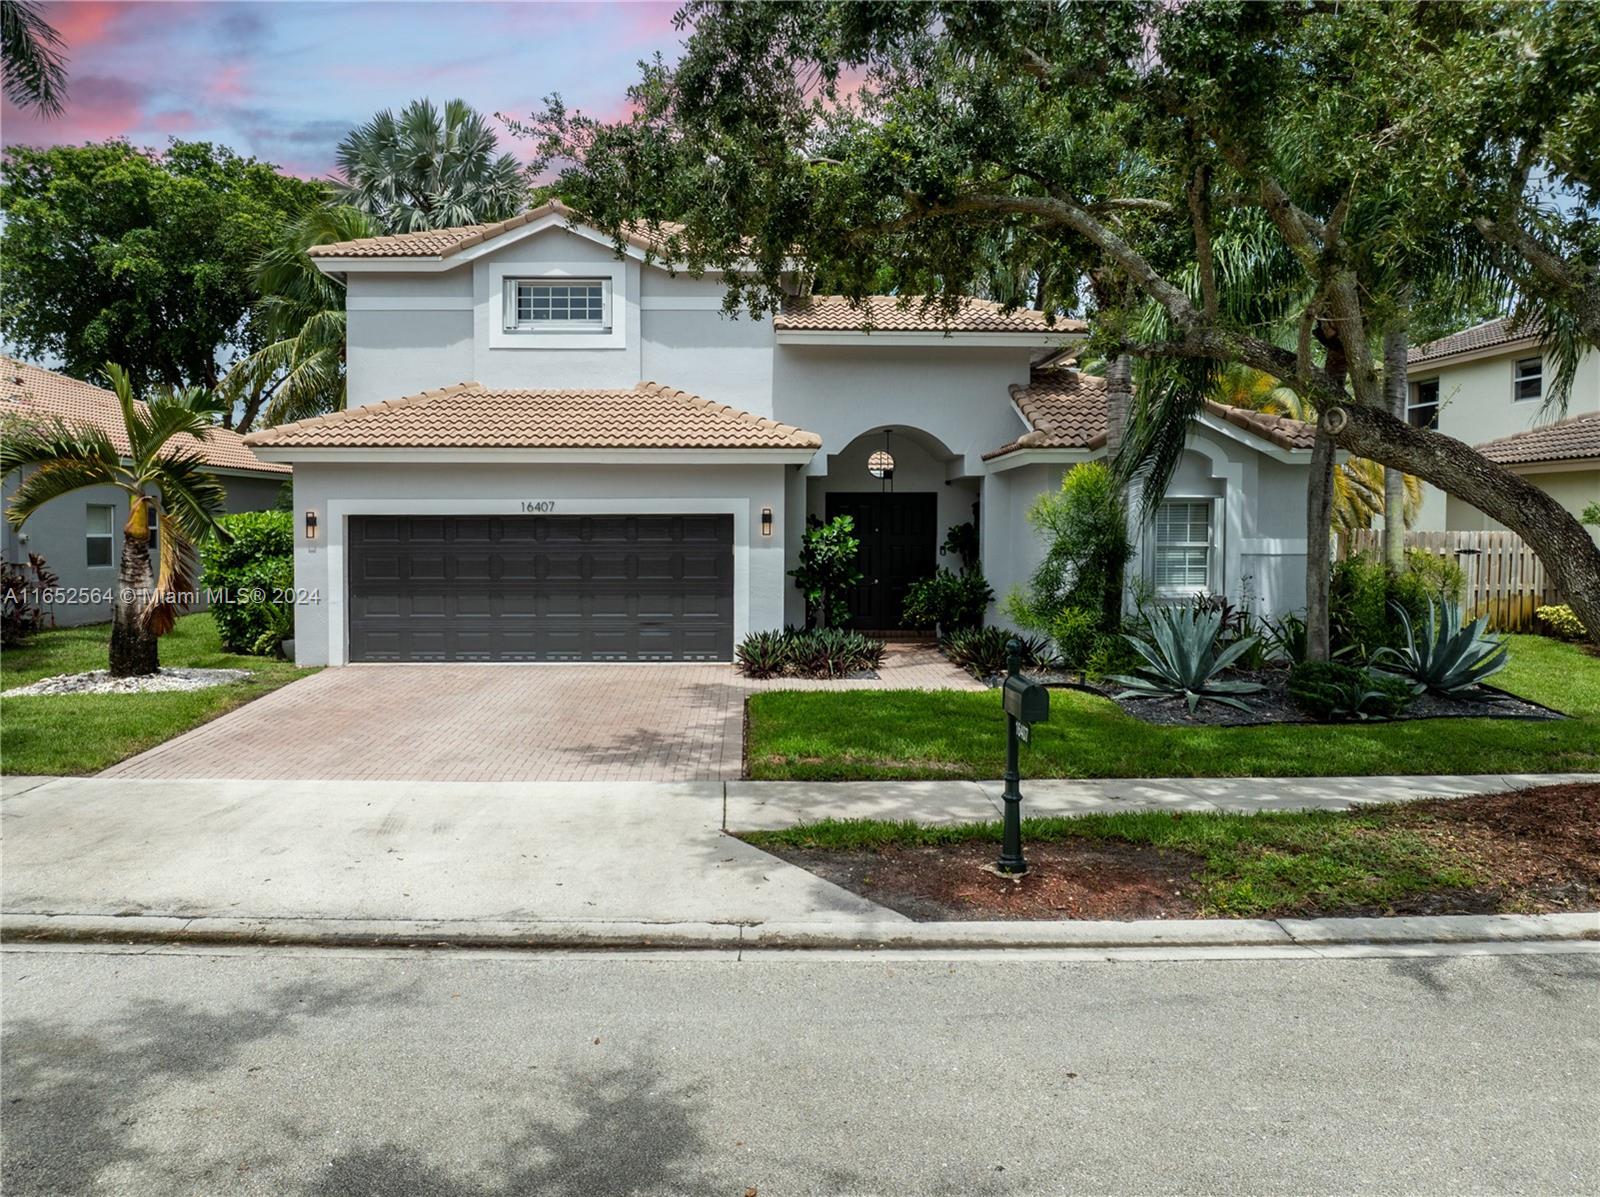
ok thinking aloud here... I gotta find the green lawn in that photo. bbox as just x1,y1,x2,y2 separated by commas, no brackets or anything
1,614,315,776
745,634,1600,780
743,807,1485,918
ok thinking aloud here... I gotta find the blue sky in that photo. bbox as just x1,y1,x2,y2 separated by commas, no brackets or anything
2,1,687,178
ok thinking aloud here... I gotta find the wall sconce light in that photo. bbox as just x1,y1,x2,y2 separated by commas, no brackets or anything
760,507,773,537
305,511,318,540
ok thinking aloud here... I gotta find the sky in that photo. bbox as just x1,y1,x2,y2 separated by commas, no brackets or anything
1,0,689,179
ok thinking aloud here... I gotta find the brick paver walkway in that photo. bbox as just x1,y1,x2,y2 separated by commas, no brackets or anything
101,642,981,783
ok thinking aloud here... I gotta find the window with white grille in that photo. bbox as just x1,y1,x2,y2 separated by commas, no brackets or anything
504,279,609,331
1152,500,1212,593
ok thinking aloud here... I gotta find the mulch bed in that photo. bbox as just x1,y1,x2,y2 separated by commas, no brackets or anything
1053,670,1560,727
755,783,1600,922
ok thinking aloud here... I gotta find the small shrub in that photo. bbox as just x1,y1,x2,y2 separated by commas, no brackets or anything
1083,630,1139,680
1331,551,1464,658
1010,462,1132,634
939,515,980,571
940,627,1053,679
1534,604,1587,641
1,553,58,646
790,515,863,628
1048,605,1099,668
200,510,294,655
1288,661,1418,722
735,626,886,679
1262,612,1309,664
902,568,993,632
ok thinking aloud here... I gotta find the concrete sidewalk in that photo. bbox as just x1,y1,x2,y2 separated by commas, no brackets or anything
3,773,1595,951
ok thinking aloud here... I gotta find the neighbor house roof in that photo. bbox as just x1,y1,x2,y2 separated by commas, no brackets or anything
983,367,1316,460
776,294,1081,335
306,199,683,261
1408,317,1538,367
0,357,290,475
242,381,821,451
1474,409,1600,466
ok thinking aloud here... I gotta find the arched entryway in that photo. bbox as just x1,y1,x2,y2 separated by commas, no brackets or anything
808,427,980,631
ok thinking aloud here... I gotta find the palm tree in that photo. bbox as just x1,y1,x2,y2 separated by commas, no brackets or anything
2,365,230,676
232,204,377,427
1,0,68,117
1212,363,1422,532
334,98,526,233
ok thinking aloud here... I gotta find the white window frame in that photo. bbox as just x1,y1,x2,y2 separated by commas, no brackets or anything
86,503,115,569
503,277,611,333
1512,356,1543,404
1148,497,1219,597
1408,377,1441,429
485,260,629,350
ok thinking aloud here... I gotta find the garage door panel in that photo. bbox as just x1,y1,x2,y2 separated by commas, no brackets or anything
349,514,734,662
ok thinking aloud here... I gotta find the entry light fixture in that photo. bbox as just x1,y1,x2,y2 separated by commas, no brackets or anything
869,429,895,492
761,507,773,536
305,510,318,540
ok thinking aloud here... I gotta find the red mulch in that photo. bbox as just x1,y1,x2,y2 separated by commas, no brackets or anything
776,840,1204,921
758,783,1600,922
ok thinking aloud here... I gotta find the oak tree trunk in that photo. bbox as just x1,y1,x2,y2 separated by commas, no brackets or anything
1104,353,1134,628
1382,326,1409,570
1324,403,1600,646
109,526,159,677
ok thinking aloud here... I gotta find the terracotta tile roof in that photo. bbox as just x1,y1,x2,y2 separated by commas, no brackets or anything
984,368,1109,459
776,295,1082,335
1408,317,1537,366
984,367,1316,460
306,199,683,261
1474,409,1600,466
242,381,821,451
0,357,290,475
1203,401,1318,450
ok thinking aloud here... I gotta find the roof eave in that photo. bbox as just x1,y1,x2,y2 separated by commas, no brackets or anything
243,446,820,465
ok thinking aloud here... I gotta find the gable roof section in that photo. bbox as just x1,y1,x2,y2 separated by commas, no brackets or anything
984,367,1109,459
777,294,1080,335
242,381,821,452
1,357,290,475
306,199,682,262
1474,410,1600,466
1408,317,1538,366
984,367,1316,460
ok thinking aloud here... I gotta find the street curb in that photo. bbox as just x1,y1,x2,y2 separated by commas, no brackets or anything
4,910,1596,953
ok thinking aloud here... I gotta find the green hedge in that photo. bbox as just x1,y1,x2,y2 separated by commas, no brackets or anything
200,510,293,655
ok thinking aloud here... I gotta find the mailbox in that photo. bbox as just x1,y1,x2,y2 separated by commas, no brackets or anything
1002,674,1050,727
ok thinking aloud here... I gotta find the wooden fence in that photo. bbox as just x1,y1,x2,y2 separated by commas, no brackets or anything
1335,529,1560,632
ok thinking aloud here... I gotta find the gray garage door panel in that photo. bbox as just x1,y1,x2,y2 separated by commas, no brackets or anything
348,514,734,662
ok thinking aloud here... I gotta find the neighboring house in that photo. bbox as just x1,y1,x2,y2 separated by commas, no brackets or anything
243,200,1316,666
1406,318,1600,533
1,358,292,627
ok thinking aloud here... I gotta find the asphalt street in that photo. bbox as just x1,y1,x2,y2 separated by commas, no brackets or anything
2,944,1596,1196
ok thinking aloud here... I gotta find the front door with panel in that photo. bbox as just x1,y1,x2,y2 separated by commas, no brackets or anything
823,492,938,631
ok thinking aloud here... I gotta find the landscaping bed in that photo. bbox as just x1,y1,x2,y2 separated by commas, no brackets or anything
745,634,1600,780
741,782,1600,921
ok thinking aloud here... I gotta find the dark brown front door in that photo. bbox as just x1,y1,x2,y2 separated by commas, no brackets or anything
824,492,938,631
347,514,733,662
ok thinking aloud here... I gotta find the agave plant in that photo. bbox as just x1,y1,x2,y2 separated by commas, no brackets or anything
1109,605,1265,714
1371,600,1509,697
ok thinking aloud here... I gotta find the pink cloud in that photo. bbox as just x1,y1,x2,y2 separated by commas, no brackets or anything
2,75,149,146
43,0,126,51
207,63,249,101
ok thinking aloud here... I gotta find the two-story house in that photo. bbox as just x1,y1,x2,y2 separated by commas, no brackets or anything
243,202,1317,666
1407,318,1600,537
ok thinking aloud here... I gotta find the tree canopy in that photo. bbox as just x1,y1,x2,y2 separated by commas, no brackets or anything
0,140,323,396
518,0,1600,642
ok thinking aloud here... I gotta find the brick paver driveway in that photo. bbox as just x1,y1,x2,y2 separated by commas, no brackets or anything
101,643,981,783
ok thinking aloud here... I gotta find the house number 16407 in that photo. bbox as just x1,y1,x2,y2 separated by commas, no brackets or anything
520,501,557,513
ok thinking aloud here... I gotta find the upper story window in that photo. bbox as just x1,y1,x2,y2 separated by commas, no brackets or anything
1513,356,1543,403
503,278,610,333
1152,499,1213,594
1408,378,1440,429
86,504,114,568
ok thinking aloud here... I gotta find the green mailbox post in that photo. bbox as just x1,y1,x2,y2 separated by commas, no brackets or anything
997,638,1050,874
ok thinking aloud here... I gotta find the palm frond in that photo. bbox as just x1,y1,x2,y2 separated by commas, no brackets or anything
5,454,127,527
149,451,230,544
1,0,68,117
141,506,199,636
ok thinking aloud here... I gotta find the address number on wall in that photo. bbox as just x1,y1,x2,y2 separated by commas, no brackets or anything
519,501,557,513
